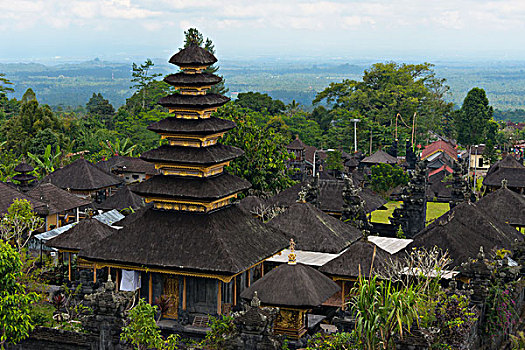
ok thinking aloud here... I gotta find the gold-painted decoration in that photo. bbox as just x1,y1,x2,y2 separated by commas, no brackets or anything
274,309,307,339
155,161,229,178
145,193,238,213
162,276,180,319
160,132,225,147
288,238,297,265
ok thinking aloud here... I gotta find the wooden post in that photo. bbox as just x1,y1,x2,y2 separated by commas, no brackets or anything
116,269,120,291
233,276,237,306
217,281,222,315
341,281,345,310
182,277,187,311
68,253,71,281
148,273,153,304
261,264,264,277
247,269,251,287
93,265,97,283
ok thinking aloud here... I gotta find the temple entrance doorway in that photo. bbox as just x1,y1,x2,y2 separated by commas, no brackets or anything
162,275,180,319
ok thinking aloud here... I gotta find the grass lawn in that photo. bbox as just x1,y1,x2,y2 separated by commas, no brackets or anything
370,201,450,226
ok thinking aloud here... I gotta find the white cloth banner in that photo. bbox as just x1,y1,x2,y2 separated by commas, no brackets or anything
120,269,141,291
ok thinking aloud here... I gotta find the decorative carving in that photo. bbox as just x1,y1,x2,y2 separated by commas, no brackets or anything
162,276,180,319
341,175,370,234
288,239,297,265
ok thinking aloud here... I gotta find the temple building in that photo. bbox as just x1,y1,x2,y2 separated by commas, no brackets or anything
11,162,37,191
44,158,123,202
483,154,525,194
97,156,158,184
359,150,397,168
79,43,287,322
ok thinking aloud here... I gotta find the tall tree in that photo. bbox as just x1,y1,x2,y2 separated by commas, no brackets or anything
183,28,227,94
130,59,161,111
235,92,285,115
0,73,14,96
21,88,36,104
86,93,115,116
454,87,495,146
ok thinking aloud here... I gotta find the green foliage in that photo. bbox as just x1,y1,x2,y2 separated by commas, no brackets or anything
510,331,525,350
484,282,518,338
27,144,62,178
121,298,180,350
217,103,295,196
124,80,172,115
325,150,344,172
0,199,44,252
454,87,495,146
236,92,285,115
86,93,115,129
306,332,358,349
200,315,236,349
432,293,477,348
396,225,406,239
368,163,408,197
99,138,136,158
350,275,420,350
314,62,454,149
0,149,20,182
130,59,162,111
0,73,14,95
0,241,40,348
21,88,36,104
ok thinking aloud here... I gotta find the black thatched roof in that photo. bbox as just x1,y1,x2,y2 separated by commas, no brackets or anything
483,156,525,188
96,186,145,211
112,203,152,227
44,159,122,191
158,93,230,109
169,44,217,67
140,144,244,165
406,202,523,267
46,218,117,252
238,196,266,214
267,202,361,254
164,72,222,87
80,205,288,275
360,150,397,165
240,263,340,308
12,173,37,182
14,162,34,173
319,239,393,278
97,156,157,176
286,137,306,150
147,117,236,135
476,187,525,227
268,180,387,214
27,183,92,215
0,182,47,215
131,173,251,201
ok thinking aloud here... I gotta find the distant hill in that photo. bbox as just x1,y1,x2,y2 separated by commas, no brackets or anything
2,59,525,111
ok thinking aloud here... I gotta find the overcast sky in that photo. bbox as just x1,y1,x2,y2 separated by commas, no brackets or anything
1,0,525,62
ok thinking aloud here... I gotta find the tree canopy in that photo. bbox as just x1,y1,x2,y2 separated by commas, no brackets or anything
454,87,496,146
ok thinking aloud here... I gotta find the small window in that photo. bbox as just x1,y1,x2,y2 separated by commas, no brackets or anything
478,158,484,168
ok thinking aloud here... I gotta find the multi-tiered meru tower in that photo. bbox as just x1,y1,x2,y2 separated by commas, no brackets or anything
81,42,287,318
135,43,249,211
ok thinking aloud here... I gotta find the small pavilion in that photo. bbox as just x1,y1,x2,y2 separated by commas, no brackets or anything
483,155,525,194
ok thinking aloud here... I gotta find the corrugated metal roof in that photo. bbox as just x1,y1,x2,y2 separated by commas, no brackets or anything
367,236,413,255
34,209,124,242
267,249,343,266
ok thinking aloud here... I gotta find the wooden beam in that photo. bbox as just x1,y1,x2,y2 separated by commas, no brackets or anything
247,269,251,287
217,281,222,315
233,276,237,306
68,253,71,281
149,273,153,304
182,277,187,311
93,266,97,283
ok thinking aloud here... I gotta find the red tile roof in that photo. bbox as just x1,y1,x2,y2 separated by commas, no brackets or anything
429,165,453,177
421,140,457,160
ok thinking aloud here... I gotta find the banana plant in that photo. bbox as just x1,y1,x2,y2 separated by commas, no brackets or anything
27,144,62,178
100,138,137,158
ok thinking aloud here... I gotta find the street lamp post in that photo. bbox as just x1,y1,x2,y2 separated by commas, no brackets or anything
350,119,360,153
312,148,335,177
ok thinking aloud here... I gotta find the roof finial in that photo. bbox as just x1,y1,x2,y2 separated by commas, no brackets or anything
501,178,508,189
288,238,297,265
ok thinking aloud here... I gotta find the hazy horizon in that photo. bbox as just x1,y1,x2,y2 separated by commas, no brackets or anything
2,0,525,64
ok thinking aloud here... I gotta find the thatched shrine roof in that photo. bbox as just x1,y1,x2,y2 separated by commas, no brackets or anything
44,158,122,191
319,239,394,279
158,93,229,109
360,150,397,165
97,156,157,175
14,162,34,173
483,155,525,188
80,205,288,275
0,182,47,215
267,180,387,214
131,173,250,201
286,136,307,150
267,202,361,254
406,202,523,267
46,218,117,252
169,43,217,67
12,173,37,182
96,186,145,211
27,183,91,215
147,116,236,135
164,72,222,87
240,263,340,308
141,144,243,166
476,186,525,227
238,196,265,214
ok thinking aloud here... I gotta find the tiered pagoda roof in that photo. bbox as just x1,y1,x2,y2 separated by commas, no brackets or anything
81,42,287,277
12,162,37,184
